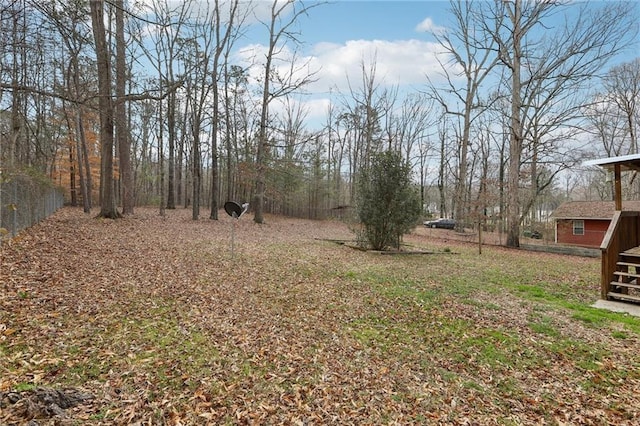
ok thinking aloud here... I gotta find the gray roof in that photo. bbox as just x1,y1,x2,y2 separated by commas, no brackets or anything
552,200,640,220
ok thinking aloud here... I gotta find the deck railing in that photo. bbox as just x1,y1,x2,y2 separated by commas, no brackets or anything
600,211,640,299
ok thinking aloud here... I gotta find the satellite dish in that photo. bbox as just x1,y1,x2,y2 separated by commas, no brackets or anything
224,201,248,258
224,201,243,218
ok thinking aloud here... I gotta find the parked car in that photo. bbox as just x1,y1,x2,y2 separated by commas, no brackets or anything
424,218,456,229
524,229,542,239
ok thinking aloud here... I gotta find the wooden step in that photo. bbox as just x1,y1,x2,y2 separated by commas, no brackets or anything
614,271,640,279
620,250,640,258
610,281,640,290
616,261,640,268
608,292,640,303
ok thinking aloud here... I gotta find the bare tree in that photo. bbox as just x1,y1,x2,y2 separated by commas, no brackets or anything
436,114,453,218
208,0,246,220
336,59,386,205
274,95,314,216
427,0,499,231
135,0,194,210
253,0,321,224
604,59,640,157
585,58,640,198
37,0,94,213
180,36,212,220
380,92,436,211
89,0,141,217
222,64,253,202
585,96,630,158
482,0,637,247
323,99,348,209
136,0,195,212
395,93,435,168
7,0,27,168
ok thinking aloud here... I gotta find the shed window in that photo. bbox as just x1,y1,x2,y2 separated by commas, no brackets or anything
573,220,585,236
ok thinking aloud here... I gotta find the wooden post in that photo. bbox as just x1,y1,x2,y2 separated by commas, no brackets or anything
614,164,622,211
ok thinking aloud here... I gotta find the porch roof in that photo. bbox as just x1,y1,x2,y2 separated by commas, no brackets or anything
583,154,640,210
583,153,640,172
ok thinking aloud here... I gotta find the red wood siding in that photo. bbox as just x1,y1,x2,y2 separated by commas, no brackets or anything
556,219,610,248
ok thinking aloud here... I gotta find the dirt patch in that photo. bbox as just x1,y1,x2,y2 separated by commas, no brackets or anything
1,387,94,424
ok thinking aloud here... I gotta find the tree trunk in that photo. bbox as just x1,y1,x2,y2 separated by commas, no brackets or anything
253,48,271,224
69,145,77,206
166,90,176,209
210,125,219,220
224,70,234,202
454,84,473,230
90,0,120,219
157,61,165,217
115,0,133,215
438,125,447,218
76,106,91,213
506,0,522,247
253,0,316,222
192,127,201,220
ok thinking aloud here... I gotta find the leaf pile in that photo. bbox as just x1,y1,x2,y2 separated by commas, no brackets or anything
1,207,639,424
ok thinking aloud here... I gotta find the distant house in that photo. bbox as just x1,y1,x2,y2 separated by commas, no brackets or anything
552,200,640,248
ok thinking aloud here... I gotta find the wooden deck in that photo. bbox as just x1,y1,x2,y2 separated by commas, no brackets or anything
587,155,640,305
606,246,640,304
600,211,640,304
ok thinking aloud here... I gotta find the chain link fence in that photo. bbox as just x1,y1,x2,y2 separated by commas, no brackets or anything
1,173,64,243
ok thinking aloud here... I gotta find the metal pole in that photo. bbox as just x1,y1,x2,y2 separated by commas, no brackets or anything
231,212,238,258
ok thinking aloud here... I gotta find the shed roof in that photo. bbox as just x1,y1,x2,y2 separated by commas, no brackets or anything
583,154,640,172
552,200,640,220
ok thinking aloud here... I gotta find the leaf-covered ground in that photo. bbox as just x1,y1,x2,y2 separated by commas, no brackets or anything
1,207,638,425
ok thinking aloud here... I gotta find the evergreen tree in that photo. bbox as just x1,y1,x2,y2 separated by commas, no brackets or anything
356,150,421,250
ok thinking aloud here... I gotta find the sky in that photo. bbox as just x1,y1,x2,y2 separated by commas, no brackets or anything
298,1,448,45
141,1,640,130
231,0,455,127
226,0,640,129
299,1,450,89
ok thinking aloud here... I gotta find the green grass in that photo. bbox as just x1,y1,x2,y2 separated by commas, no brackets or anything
336,246,639,421
512,282,640,334
611,330,628,339
343,251,638,337
528,315,560,337
13,382,36,392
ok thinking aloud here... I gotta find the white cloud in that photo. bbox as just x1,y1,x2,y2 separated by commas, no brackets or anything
415,17,446,35
308,38,450,93
233,36,458,129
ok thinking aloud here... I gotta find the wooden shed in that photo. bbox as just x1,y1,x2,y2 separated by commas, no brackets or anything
552,201,640,248
584,154,640,304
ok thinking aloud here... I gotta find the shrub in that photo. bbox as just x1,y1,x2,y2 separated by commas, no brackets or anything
356,150,421,250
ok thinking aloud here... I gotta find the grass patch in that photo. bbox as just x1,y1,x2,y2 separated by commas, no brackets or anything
13,382,36,392
508,283,640,335
529,315,560,337
348,316,412,352
570,305,640,333
611,330,628,339
462,330,521,367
